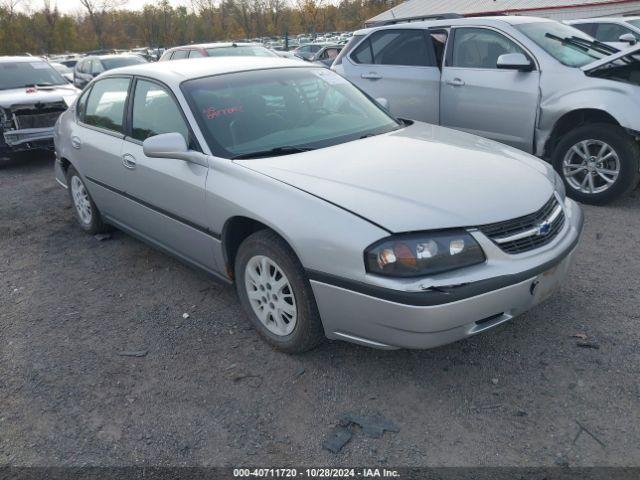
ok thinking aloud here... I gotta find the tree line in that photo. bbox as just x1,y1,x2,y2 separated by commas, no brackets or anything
0,0,400,55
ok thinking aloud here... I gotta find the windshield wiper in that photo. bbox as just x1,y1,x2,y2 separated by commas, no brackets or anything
544,33,616,56
230,145,315,160
569,36,618,54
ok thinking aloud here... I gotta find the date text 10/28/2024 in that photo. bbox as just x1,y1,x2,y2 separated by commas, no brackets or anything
233,468,400,478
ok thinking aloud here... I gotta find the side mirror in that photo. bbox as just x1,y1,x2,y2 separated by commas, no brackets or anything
142,133,208,167
375,97,389,110
497,53,534,71
619,33,637,45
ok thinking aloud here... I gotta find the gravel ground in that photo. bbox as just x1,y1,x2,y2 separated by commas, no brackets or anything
1,152,639,468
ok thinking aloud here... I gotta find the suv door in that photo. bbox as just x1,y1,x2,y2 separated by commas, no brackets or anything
440,27,540,152
120,78,216,271
73,76,130,220
341,29,441,124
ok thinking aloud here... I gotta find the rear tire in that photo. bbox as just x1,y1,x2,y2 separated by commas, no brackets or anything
552,123,640,205
66,166,110,234
234,230,324,354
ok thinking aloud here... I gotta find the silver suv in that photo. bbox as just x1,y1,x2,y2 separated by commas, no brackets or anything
333,16,640,205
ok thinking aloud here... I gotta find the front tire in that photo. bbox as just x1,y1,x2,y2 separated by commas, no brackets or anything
234,230,324,354
66,166,109,234
552,123,640,205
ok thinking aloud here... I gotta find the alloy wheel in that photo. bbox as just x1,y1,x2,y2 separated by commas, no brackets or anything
70,175,93,226
244,255,297,336
562,139,620,195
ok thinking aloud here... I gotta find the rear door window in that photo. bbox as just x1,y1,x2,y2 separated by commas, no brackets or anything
333,34,365,66
83,77,130,133
189,49,205,58
350,29,436,67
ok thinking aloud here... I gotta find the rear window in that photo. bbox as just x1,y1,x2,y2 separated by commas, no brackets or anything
101,56,147,70
205,46,276,57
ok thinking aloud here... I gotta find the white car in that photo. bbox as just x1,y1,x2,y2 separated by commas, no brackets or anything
566,17,640,49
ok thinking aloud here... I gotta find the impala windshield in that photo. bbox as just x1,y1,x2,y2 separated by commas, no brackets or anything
182,67,399,158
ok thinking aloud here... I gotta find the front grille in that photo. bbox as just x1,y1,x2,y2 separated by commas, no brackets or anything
479,196,565,254
15,111,63,129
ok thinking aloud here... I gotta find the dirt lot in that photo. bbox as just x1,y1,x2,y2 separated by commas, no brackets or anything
1,152,639,468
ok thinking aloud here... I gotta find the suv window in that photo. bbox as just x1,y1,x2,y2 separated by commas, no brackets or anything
451,28,526,69
571,23,597,37
172,49,189,60
189,49,205,58
351,29,436,66
131,80,189,143
594,23,638,42
83,77,130,133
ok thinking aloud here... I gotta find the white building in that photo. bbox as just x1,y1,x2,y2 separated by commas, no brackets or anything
366,0,640,26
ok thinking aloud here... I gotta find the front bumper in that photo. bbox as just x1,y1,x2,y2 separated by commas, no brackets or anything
311,197,584,349
1,127,55,155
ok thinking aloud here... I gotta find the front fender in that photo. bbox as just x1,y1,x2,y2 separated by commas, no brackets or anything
537,78,640,156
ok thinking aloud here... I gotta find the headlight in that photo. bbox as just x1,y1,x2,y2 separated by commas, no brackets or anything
553,169,566,200
365,230,485,278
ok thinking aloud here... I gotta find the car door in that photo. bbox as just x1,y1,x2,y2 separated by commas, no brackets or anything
73,76,130,220
342,29,441,124
119,78,216,271
440,27,540,152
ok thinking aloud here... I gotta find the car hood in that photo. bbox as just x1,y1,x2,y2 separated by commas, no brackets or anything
235,122,556,232
0,85,79,109
581,43,640,73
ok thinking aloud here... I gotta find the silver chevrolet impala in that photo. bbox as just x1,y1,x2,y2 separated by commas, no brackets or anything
54,57,583,353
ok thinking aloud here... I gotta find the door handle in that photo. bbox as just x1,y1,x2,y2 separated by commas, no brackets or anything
71,136,81,149
361,72,382,80
446,78,465,87
122,154,136,170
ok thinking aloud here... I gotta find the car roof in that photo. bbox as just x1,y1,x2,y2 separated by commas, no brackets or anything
101,56,313,86
568,16,640,23
0,56,47,63
354,15,551,35
167,42,262,51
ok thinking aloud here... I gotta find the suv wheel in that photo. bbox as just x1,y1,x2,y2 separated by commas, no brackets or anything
66,166,109,234
234,230,324,353
552,123,640,205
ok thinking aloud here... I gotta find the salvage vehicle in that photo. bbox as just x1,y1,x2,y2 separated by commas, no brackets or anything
566,17,640,49
333,17,640,205
54,57,583,353
73,54,147,89
158,43,277,62
1,57,79,160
